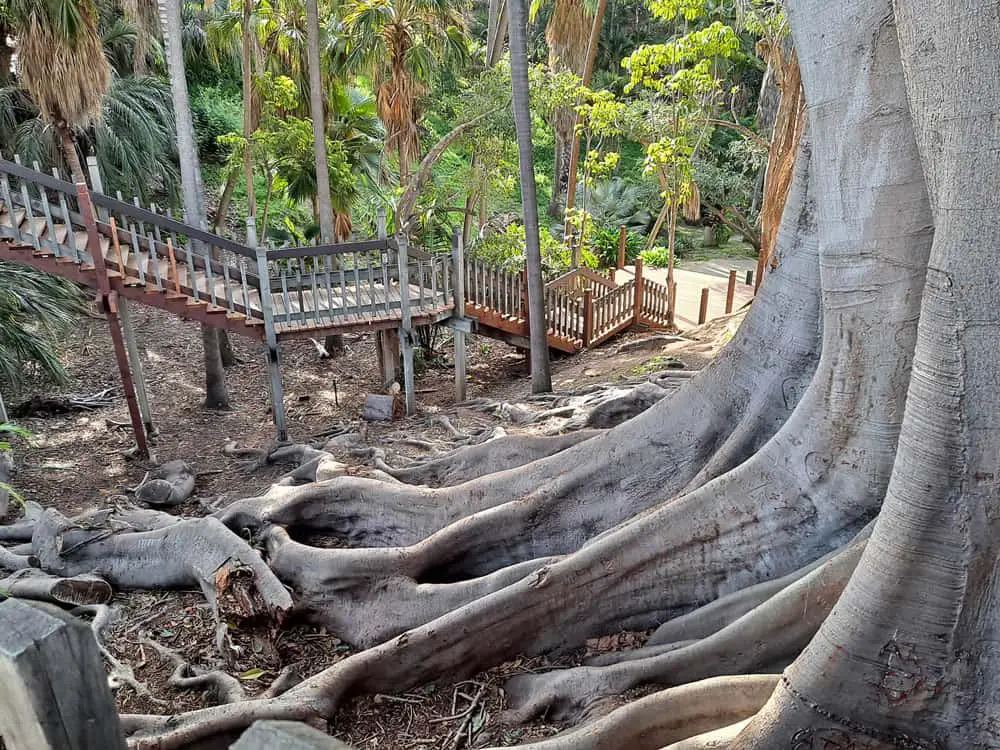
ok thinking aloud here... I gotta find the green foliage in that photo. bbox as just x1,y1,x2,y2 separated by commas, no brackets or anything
0,262,85,388
576,177,657,234
191,84,243,163
591,226,643,268
471,223,584,278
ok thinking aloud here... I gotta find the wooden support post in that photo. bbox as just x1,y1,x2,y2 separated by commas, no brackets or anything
699,287,710,325
85,156,109,223
617,224,627,269
231,720,354,749
117,298,154,435
397,234,416,415
633,256,644,323
77,183,149,459
0,599,127,749
377,329,400,387
725,269,737,314
252,223,288,442
452,230,467,403
376,207,388,240
745,270,753,286
582,289,594,347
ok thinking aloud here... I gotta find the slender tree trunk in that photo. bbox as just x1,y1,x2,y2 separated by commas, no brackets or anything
306,0,335,246
242,0,257,219
566,0,609,267
509,0,551,392
159,0,230,410
213,172,238,235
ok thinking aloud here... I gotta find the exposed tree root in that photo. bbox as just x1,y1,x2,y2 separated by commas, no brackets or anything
501,528,869,724
0,569,112,605
380,431,602,487
29,509,291,621
146,639,247,704
662,720,751,750
485,675,779,750
134,460,196,507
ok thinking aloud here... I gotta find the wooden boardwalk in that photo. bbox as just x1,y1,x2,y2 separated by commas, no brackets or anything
0,157,680,453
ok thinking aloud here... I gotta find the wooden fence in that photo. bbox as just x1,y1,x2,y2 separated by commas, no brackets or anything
0,598,354,749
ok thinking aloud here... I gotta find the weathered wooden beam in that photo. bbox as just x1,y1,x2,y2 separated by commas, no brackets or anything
396,235,416,416
0,598,127,750
230,720,353,749
117,298,155,435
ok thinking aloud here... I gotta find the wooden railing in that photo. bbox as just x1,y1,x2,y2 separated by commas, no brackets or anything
590,280,638,346
640,277,673,328
465,258,524,320
545,286,585,345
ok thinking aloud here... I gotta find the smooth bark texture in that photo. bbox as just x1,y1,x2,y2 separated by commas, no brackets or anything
734,1,1000,746
306,0,334,247
508,0,552,392
159,0,231,410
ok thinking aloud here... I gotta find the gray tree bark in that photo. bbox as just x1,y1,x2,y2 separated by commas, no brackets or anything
508,0,552,393
158,0,231,410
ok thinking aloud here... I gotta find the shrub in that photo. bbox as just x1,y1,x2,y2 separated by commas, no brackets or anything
190,85,243,163
591,226,644,268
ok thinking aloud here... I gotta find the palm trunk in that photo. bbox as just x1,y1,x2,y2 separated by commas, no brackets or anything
306,0,335,246
159,0,230,410
565,0,609,265
57,124,86,185
509,0,551,393
242,0,257,219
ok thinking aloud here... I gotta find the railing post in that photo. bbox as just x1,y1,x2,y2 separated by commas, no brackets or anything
396,234,416,415
85,156,109,224
252,224,287,441
725,269,737,314
452,230,467,402
617,224,627,269
0,598,128,750
633,256,644,323
77,182,149,459
699,287,710,325
376,207,387,240
582,289,594,348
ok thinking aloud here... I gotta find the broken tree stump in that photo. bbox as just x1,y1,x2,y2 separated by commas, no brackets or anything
0,598,127,750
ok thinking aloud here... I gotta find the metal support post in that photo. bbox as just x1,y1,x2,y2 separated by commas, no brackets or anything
250,219,288,441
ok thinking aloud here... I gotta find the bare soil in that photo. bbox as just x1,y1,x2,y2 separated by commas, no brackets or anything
2,303,739,748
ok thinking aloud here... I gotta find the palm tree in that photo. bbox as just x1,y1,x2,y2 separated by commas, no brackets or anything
533,0,607,217
10,0,112,182
509,0,550,393
159,0,231,409
0,262,85,387
341,0,468,185
306,0,335,245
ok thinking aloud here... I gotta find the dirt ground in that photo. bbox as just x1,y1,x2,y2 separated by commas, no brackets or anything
1,304,742,749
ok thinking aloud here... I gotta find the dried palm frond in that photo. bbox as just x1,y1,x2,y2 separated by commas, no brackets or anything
14,0,111,128
683,182,701,223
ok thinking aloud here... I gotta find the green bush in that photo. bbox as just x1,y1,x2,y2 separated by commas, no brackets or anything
640,232,695,267
591,226,644,268
190,85,243,163
471,224,587,278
